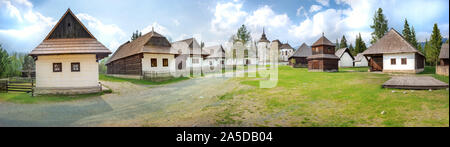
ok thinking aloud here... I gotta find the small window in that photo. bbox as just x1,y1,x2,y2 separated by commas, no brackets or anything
71,62,80,72
401,58,407,65
192,59,199,64
391,58,396,65
53,63,62,72
151,58,157,67
163,58,169,67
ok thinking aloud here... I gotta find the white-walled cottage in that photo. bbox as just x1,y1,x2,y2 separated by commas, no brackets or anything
204,45,226,71
29,9,111,95
362,29,425,73
280,43,295,62
171,38,210,71
354,53,369,67
335,48,355,67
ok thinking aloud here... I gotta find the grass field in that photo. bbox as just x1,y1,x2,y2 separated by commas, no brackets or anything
206,66,449,127
0,92,106,104
99,74,190,85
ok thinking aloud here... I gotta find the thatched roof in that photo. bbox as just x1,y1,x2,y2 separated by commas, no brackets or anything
106,31,174,64
280,43,294,50
335,48,354,60
172,38,210,56
440,43,449,59
289,43,311,58
204,45,225,58
312,34,335,47
362,29,424,56
30,9,110,57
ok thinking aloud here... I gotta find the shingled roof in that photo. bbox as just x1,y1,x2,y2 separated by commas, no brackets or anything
280,43,294,49
106,30,174,64
440,43,449,59
335,48,354,60
258,28,270,43
362,28,424,56
204,45,225,58
312,34,335,47
30,9,111,57
354,53,366,62
172,38,210,56
289,43,311,58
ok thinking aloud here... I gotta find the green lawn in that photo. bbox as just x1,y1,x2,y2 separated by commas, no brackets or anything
99,74,189,85
209,66,449,127
419,66,449,83
0,92,106,104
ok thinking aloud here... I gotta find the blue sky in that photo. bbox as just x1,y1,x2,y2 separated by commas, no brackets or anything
0,0,449,53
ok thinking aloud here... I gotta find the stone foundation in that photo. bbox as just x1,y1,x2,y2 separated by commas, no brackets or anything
382,68,424,74
35,86,102,95
436,65,449,76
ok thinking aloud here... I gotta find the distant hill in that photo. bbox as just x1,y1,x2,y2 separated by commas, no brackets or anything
419,38,448,48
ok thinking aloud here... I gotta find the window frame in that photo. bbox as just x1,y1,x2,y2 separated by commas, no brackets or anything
401,58,407,65
391,58,396,65
71,62,80,72
151,58,158,67
53,63,62,72
163,58,169,67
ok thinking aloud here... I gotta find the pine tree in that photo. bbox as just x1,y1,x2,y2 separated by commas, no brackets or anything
335,39,340,50
354,33,367,54
410,26,419,49
402,19,412,43
234,24,251,45
131,30,142,41
0,44,10,78
339,35,348,49
370,8,389,44
424,39,432,65
349,44,355,56
428,23,443,66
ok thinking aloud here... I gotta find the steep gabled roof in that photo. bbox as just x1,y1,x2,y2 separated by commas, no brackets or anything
335,48,354,60
204,45,225,58
289,43,311,58
30,9,110,57
280,43,294,50
354,53,367,62
439,43,449,59
106,30,174,64
362,28,424,56
312,34,335,47
172,38,210,56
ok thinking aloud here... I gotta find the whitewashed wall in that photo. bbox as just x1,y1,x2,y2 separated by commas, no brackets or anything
383,53,415,71
355,57,368,67
280,49,294,62
142,53,176,72
258,42,270,65
338,52,354,67
35,54,98,88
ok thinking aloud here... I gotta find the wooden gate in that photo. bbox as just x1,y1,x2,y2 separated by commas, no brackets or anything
370,56,383,71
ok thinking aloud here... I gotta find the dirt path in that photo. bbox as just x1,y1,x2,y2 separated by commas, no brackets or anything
0,76,238,127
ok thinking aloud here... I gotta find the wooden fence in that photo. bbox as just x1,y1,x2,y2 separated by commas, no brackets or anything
0,78,35,96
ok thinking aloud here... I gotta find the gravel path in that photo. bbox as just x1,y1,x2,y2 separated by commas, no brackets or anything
0,76,235,127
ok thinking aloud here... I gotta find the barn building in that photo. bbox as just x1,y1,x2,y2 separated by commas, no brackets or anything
106,28,178,79
307,34,339,72
362,29,425,73
288,43,311,68
29,9,111,95
436,43,449,76
335,48,355,67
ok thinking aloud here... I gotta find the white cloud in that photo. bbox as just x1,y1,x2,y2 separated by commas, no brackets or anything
309,5,323,13
76,13,127,50
316,0,330,6
173,19,180,26
210,1,248,34
296,6,305,17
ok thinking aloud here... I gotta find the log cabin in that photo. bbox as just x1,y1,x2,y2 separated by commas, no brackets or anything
362,29,425,73
288,43,311,68
29,9,111,95
335,48,355,67
106,28,178,79
307,34,339,72
436,43,449,76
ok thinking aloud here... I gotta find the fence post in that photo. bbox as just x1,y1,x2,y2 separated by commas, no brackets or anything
31,79,34,97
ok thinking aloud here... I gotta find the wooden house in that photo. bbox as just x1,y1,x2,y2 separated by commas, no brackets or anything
204,45,226,71
288,43,311,68
171,38,209,71
362,29,425,73
106,28,178,79
280,43,294,62
29,9,111,95
354,53,369,67
335,48,354,67
436,43,449,76
307,34,339,72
